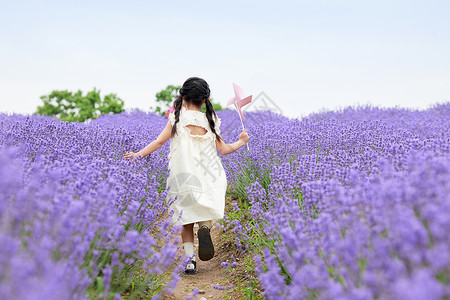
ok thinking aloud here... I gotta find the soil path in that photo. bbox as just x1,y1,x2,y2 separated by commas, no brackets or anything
163,225,235,300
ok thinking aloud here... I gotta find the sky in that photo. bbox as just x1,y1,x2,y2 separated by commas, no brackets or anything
0,0,449,119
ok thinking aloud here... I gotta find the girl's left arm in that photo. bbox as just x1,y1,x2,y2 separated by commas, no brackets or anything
123,120,172,161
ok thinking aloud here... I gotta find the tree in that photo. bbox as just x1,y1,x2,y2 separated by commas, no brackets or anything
36,88,124,122
151,85,225,116
152,85,181,115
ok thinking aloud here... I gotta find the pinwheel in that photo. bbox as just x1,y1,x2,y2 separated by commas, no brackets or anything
227,83,252,150
227,83,252,123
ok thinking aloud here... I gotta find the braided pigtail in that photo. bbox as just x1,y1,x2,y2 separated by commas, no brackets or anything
204,97,222,142
171,93,183,138
172,77,219,140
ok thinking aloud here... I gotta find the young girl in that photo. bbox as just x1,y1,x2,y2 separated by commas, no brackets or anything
123,77,250,274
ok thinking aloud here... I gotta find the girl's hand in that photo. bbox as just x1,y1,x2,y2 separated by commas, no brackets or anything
123,151,142,161
239,129,250,144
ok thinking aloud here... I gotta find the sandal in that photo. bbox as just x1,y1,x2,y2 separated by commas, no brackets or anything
198,225,214,261
184,260,197,275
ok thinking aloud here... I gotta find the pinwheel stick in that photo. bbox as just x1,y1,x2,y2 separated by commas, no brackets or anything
234,103,250,151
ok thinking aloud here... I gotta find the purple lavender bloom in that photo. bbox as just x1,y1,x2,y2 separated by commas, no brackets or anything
218,104,450,299
1,103,450,299
0,111,180,298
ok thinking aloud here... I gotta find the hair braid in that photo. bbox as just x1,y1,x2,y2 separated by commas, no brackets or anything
204,97,222,142
170,77,221,141
171,94,183,138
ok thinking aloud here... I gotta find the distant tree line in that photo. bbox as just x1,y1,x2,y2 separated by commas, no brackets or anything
36,88,124,122
36,85,225,122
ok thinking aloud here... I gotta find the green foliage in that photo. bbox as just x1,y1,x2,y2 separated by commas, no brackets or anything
152,85,181,115
36,88,124,122
201,101,225,114
218,197,266,299
151,84,226,116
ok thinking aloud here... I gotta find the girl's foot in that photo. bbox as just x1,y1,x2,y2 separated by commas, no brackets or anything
198,225,214,261
184,260,197,275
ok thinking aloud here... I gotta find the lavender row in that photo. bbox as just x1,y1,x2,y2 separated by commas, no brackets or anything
1,103,449,299
217,104,450,299
0,112,180,299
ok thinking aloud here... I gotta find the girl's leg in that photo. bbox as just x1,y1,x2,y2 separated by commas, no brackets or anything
182,223,194,243
198,220,212,229
197,220,214,261
182,223,197,274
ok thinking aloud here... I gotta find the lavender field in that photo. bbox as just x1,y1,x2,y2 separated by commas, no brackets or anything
1,104,449,299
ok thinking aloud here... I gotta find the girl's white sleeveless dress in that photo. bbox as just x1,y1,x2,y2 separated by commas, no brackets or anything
166,110,227,226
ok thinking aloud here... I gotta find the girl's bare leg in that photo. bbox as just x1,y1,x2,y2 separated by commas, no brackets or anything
182,223,197,274
197,220,214,261
182,223,194,243
198,220,212,229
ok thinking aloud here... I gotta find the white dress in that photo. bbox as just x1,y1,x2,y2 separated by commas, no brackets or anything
166,110,227,226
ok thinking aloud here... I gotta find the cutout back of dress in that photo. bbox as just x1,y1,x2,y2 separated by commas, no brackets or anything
185,124,208,136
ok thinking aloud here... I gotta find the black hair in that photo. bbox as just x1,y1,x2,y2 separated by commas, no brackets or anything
171,77,222,142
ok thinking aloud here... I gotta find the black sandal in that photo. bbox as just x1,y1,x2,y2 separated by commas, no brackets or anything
184,260,197,275
198,225,214,261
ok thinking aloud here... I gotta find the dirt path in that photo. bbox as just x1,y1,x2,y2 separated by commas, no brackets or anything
163,225,235,300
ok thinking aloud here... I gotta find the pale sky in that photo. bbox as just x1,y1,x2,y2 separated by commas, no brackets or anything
0,0,449,119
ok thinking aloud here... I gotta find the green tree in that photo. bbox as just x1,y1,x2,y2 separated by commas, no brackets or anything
151,84,225,116
36,88,124,122
152,85,181,115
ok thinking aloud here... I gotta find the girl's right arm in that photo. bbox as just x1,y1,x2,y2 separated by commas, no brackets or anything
215,129,249,155
123,120,172,161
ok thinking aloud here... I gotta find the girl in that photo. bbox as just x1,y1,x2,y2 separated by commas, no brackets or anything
123,77,250,274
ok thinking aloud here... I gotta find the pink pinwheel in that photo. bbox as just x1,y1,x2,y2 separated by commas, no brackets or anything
227,83,252,151
227,83,252,120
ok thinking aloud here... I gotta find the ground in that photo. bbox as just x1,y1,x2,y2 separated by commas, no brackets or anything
163,225,239,300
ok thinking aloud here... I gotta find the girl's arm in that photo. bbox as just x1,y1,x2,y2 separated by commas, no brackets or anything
123,120,172,161
215,129,249,155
